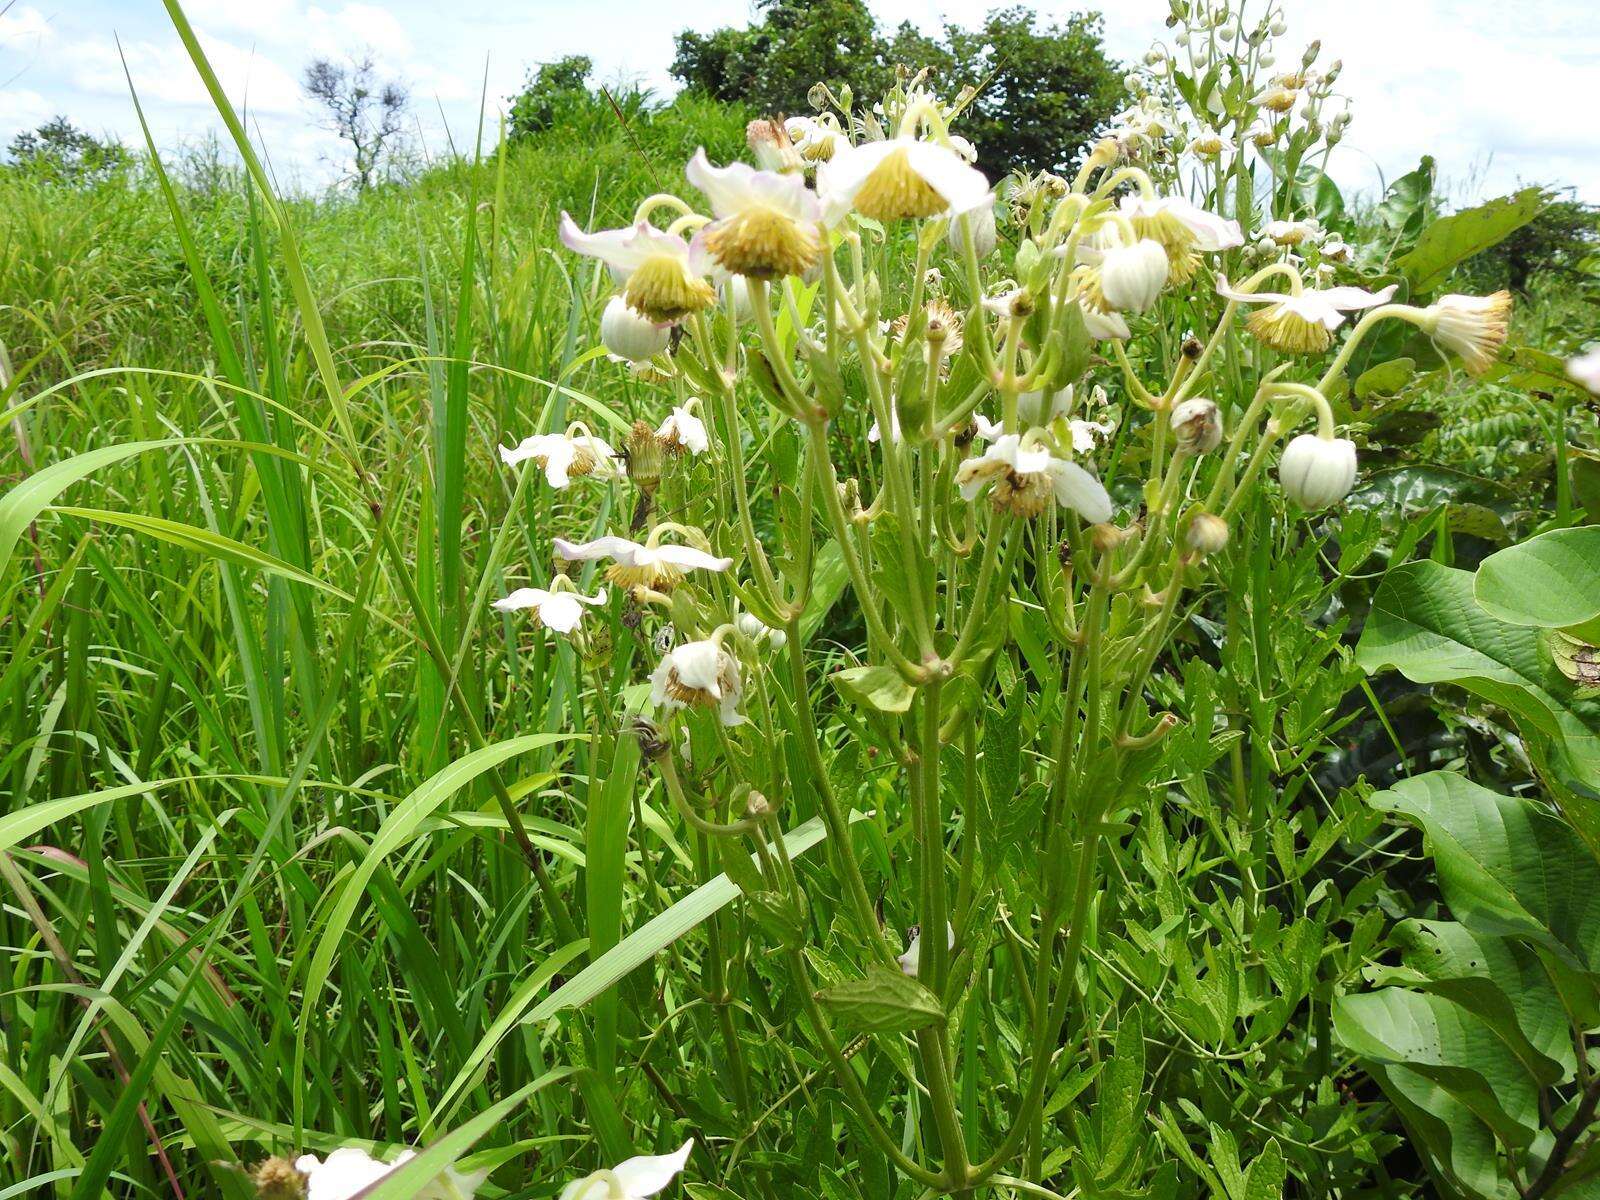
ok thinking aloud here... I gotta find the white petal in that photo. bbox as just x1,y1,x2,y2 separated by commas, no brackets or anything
559,213,650,275
299,1147,394,1200
554,535,645,565
904,139,992,215
816,140,897,225
536,593,587,633
686,147,752,218
1316,284,1398,311
647,544,735,572
1048,460,1113,523
1214,277,1292,307
493,587,551,613
613,1140,695,1198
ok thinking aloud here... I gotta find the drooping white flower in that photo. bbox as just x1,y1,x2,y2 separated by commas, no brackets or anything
1569,347,1600,394
1189,128,1234,157
600,295,671,362
1420,291,1512,377
1263,218,1322,247
500,430,623,489
651,639,745,726
1119,194,1243,282
294,1147,486,1200
1319,237,1353,263
784,115,842,164
559,1141,694,1200
957,433,1113,521
818,136,991,225
1078,301,1132,341
898,923,955,976
1279,433,1358,509
947,201,998,259
1097,239,1170,313
493,581,608,635
685,149,822,279
559,214,715,323
656,404,709,455
1217,277,1397,354
554,534,732,591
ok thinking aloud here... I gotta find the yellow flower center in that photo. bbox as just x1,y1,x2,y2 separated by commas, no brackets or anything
605,560,683,591
991,469,1053,518
853,148,948,221
705,206,821,279
1246,304,1333,355
624,255,715,323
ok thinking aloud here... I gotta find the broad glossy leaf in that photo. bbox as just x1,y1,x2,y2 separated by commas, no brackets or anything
1475,527,1600,632
1356,562,1600,796
831,664,916,713
1396,187,1545,292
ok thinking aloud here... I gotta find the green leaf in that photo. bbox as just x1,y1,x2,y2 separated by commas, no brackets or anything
1396,187,1545,292
1354,357,1415,400
831,664,916,713
1367,771,1600,976
1356,561,1600,797
816,965,945,1034
1475,527,1600,633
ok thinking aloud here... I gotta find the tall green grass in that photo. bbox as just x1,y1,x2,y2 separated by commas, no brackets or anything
0,26,758,1198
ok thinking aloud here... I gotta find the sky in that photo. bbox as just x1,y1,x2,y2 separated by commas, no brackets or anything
1,0,1596,204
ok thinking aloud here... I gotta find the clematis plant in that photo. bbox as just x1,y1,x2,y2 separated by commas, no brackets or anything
488,23,1515,1197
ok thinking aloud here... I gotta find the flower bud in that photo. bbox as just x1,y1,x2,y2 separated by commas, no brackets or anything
601,295,670,362
1278,433,1358,509
1270,17,1287,36
1185,511,1230,556
625,420,665,493
1099,239,1170,313
1170,398,1222,453
947,203,998,259
1303,39,1321,66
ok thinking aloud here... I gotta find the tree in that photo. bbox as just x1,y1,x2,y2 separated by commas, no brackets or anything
507,55,597,141
669,0,1124,178
302,54,409,193
6,116,128,186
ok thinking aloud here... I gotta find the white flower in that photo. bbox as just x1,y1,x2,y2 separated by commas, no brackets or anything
898,923,955,976
1217,277,1397,354
500,431,622,488
946,133,979,163
784,115,841,163
947,201,998,259
1098,239,1170,313
559,1141,694,1200
1263,218,1322,247
1421,291,1512,377
957,433,1113,522
736,611,788,650
1569,347,1600,394
818,136,991,224
559,214,714,323
493,582,608,634
1278,433,1358,509
651,639,745,726
600,296,670,362
1189,128,1233,156
1079,301,1131,341
656,405,709,455
975,410,1111,454
295,1147,486,1200
1120,194,1244,253
686,149,822,279
1320,237,1353,263
555,534,732,591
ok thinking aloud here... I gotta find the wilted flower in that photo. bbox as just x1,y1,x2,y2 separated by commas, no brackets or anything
554,534,733,591
1218,278,1397,354
600,295,671,362
651,638,745,726
293,1147,486,1200
559,214,715,323
1420,291,1512,376
819,136,991,224
1169,398,1223,453
686,149,823,279
1278,433,1358,508
1569,347,1600,394
559,1141,694,1200
957,433,1113,521
1254,86,1298,112
656,402,709,456
746,118,801,173
500,428,623,488
493,579,608,635
898,923,954,976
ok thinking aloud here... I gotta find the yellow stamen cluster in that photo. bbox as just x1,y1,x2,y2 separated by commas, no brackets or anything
252,1158,307,1200
1246,305,1334,355
1430,291,1512,376
991,470,1054,518
854,149,948,221
705,208,820,279
624,256,716,324
607,561,683,591
660,658,738,707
